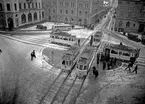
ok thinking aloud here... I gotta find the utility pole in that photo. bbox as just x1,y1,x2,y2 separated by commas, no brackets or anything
51,50,54,65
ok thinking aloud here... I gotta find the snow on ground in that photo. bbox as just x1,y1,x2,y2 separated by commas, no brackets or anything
68,29,94,39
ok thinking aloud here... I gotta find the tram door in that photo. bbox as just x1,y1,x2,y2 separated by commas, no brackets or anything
105,48,110,62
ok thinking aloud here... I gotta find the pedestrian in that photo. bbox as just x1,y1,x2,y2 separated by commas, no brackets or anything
132,65,138,74
0,49,2,53
92,66,98,79
31,50,36,61
103,61,106,70
125,62,131,72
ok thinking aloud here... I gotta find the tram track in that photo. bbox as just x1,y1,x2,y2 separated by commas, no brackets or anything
38,32,92,104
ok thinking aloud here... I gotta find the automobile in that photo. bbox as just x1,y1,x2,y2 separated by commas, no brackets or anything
36,25,47,30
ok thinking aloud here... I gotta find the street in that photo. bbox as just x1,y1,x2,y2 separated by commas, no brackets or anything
0,1,145,104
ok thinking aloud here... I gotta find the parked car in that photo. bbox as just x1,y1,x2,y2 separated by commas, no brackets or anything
36,25,47,30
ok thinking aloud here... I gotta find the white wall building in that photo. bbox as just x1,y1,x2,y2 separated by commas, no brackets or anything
0,0,45,29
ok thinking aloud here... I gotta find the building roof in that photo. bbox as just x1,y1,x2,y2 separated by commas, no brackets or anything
62,53,72,60
106,43,137,53
51,32,76,38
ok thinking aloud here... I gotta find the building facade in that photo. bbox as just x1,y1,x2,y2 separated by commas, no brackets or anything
42,0,105,26
114,0,145,33
0,0,45,29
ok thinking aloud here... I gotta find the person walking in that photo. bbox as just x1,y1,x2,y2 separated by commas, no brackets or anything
132,65,138,74
92,66,98,79
125,62,131,72
31,50,36,61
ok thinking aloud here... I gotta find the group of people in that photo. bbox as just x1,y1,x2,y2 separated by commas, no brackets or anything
125,62,138,74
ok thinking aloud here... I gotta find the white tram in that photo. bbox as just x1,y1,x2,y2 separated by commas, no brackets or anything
51,24,74,32
76,46,94,78
49,32,77,46
61,45,79,71
104,43,137,61
92,31,103,47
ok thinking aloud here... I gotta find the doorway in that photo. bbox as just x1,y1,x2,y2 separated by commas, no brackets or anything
138,24,144,32
8,18,14,31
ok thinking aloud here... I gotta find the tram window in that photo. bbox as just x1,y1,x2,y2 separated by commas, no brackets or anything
84,66,87,70
80,65,83,70
66,61,68,65
111,50,118,54
55,36,59,39
62,60,65,65
69,61,71,65
122,53,130,56
63,38,68,40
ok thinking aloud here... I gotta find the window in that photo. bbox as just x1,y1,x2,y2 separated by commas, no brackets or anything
122,52,130,56
79,65,83,70
66,10,68,14
32,3,34,8
19,3,21,10
53,1,56,6
79,11,82,15
14,3,17,11
85,11,88,16
36,2,37,8
65,17,68,22
7,3,11,11
65,2,69,7
85,3,89,8
84,66,87,70
34,12,37,21
71,10,74,15
42,11,44,18
28,13,32,22
60,2,63,7
69,61,71,65
119,21,123,27
28,3,30,8
0,3,2,11
79,3,83,8
126,21,130,27
63,38,68,40
71,2,74,7
24,3,26,9
48,8,51,13
133,24,136,27
53,9,55,13
60,9,62,14
21,14,26,24
39,2,40,8
55,36,59,39
111,50,118,54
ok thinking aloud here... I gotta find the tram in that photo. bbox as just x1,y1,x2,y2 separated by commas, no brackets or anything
76,46,94,78
104,43,137,62
51,24,74,32
92,31,103,47
61,45,79,71
49,32,77,46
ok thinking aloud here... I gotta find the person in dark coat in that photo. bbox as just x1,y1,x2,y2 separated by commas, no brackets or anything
103,61,106,70
132,65,138,74
0,49,2,53
92,66,98,79
31,50,36,61
125,62,132,72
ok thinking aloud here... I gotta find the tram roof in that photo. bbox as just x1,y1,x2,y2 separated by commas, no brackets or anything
51,32,76,37
66,45,79,55
106,43,137,53
62,53,72,60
